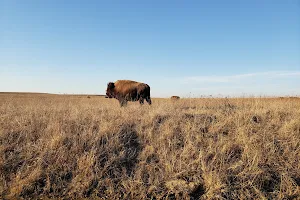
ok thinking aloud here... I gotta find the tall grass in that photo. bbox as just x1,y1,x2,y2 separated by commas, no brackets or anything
0,94,299,199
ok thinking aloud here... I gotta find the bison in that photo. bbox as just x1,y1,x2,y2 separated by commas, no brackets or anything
106,80,152,106
171,96,180,100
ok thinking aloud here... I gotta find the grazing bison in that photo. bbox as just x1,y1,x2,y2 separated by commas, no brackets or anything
171,96,180,100
106,80,152,106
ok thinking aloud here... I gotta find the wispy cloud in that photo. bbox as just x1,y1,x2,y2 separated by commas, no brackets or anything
183,71,300,83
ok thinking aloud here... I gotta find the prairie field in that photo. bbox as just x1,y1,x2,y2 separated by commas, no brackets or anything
0,93,299,199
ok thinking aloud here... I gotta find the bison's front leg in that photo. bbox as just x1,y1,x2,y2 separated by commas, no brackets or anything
119,99,127,107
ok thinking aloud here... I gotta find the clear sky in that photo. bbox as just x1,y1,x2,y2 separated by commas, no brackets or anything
1,0,300,97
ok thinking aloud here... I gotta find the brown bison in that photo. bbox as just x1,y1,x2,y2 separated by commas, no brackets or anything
106,80,152,106
171,96,180,100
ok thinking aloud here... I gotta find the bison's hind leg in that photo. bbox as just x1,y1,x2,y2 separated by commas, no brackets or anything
139,98,144,105
146,97,152,105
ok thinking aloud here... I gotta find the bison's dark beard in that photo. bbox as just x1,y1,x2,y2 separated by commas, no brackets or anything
106,91,114,98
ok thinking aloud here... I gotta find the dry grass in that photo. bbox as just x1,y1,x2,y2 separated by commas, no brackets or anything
0,93,299,199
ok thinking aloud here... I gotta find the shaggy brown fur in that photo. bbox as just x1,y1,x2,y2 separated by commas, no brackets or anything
106,80,151,106
171,96,180,100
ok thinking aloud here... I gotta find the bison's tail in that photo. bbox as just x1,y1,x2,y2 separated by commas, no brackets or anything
146,84,151,95
145,84,151,105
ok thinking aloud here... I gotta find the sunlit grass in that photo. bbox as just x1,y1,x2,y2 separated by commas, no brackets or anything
0,94,299,199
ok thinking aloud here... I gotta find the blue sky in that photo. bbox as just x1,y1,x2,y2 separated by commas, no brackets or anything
1,0,299,97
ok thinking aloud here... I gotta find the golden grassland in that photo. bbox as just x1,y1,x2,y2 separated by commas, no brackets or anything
0,93,299,199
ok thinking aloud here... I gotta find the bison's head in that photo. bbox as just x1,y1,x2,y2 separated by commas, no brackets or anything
106,82,115,98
